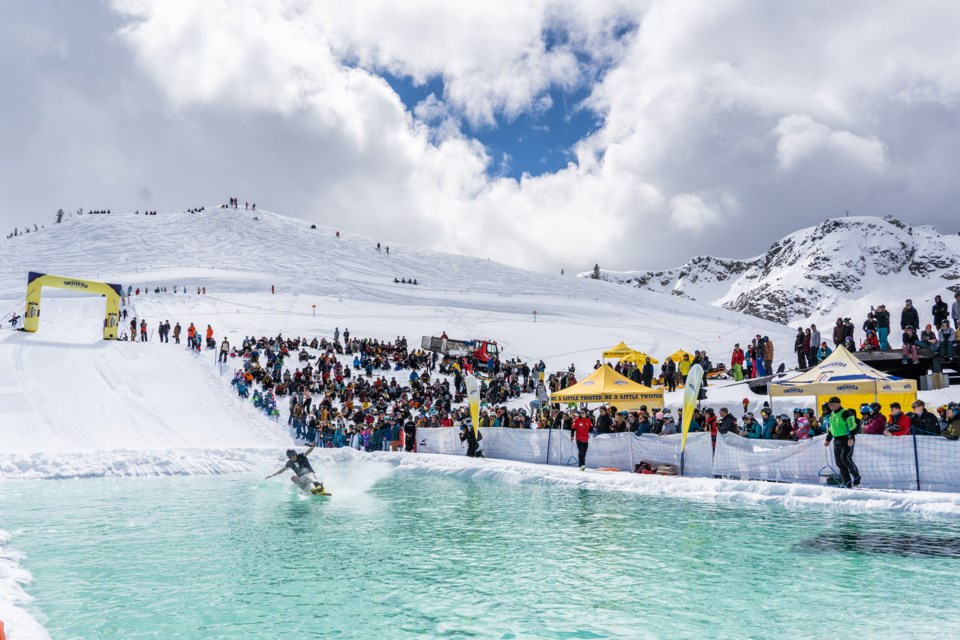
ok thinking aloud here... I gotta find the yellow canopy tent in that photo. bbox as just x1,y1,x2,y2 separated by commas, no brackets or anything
551,364,664,410
667,349,694,362
769,345,916,413
602,341,635,359
620,351,659,365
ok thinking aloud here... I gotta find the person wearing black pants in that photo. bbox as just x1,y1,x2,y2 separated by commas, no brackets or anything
571,409,593,471
823,396,861,487
459,422,481,457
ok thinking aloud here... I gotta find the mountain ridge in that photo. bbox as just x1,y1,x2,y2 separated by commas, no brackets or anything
582,216,960,326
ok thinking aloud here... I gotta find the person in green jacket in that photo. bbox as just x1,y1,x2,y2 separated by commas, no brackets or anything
823,396,861,487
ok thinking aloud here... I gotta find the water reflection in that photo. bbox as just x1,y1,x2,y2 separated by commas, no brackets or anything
798,528,960,558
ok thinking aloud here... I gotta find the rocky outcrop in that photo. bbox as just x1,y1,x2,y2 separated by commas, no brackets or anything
584,216,960,324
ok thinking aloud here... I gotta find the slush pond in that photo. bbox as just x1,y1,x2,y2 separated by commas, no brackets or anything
3,459,960,639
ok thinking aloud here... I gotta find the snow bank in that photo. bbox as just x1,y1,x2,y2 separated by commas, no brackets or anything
0,530,49,640
0,447,279,481
348,450,960,519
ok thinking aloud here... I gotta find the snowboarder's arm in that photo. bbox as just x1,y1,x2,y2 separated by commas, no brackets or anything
304,444,316,456
265,466,288,479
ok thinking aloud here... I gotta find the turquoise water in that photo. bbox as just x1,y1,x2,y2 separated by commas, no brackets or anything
3,463,960,639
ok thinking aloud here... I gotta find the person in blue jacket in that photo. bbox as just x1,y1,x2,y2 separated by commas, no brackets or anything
760,407,776,439
741,412,762,438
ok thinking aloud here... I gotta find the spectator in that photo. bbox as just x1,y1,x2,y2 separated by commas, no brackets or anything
885,402,912,436
953,292,960,329
641,357,654,387
910,400,941,436
943,404,960,440
817,341,832,363
860,404,886,434
937,321,956,359
832,318,845,347
760,407,775,439
730,344,745,381
917,324,939,353
933,294,950,327
901,326,919,365
874,305,891,350
809,324,821,363
794,328,807,369
901,299,919,331
740,413,761,438
860,330,880,352
717,408,739,435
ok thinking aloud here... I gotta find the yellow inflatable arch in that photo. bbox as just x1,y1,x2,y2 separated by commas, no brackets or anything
23,271,123,340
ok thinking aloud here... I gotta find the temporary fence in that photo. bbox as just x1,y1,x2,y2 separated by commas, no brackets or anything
414,428,960,493
417,429,714,477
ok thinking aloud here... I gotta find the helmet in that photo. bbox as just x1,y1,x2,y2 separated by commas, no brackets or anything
797,417,810,427
778,414,790,421
859,404,872,414
744,412,754,420
870,402,882,413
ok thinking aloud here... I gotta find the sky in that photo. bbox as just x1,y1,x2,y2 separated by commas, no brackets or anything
2,0,960,274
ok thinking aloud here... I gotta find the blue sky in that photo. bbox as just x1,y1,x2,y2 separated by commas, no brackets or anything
384,74,602,179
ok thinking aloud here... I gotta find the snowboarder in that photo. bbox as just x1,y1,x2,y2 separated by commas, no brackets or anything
266,446,324,493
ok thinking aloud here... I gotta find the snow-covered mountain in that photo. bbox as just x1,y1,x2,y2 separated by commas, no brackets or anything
584,216,960,326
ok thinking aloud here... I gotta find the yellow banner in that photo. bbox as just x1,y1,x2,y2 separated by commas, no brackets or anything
680,364,704,453
465,374,481,438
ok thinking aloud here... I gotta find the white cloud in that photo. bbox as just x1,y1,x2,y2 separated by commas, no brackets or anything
7,1,960,273
774,114,886,171
669,194,722,231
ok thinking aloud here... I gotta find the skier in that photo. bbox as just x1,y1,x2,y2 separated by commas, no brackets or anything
139,319,147,342
173,322,181,344
265,445,324,493
219,337,230,363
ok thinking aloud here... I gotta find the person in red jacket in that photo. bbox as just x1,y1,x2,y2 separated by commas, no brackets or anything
884,402,912,436
571,409,593,470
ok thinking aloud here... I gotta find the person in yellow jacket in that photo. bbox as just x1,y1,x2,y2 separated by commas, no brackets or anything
678,354,692,386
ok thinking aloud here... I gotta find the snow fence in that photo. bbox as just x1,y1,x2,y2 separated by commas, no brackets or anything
416,429,960,493
418,429,714,476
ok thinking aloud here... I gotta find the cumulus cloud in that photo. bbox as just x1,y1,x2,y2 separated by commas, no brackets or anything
669,194,722,231
774,114,886,171
5,0,960,274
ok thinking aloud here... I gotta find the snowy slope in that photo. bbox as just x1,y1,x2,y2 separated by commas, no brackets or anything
586,216,960,326
0,206,801,463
